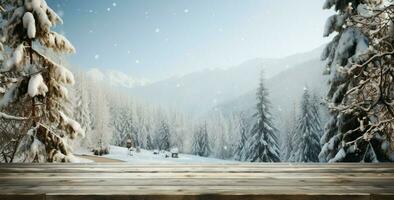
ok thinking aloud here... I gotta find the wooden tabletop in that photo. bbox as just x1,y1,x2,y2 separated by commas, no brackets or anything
0,163,394,200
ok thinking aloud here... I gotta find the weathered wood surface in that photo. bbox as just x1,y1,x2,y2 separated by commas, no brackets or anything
0,163,394,200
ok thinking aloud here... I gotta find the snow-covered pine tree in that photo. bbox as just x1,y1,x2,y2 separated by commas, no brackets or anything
210,113,233,159
111,104,135,147
0,2,28,162
311,91,324,138
168,111,187,152
156,120,170,151
191,123,211,157
73,71,92,148
243,72,280,162
320,0,394,162
146,133,154,150
281,102,297,162
234,112,249,161
0,0,84,162
290,87,322,162
90,85,112,151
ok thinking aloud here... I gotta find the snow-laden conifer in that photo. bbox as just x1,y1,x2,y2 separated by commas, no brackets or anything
290,88,322,162
243,72,280,162
0,0,83,162
320,0,394,162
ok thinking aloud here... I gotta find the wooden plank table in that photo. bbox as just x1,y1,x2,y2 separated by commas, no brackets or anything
0,163,393,200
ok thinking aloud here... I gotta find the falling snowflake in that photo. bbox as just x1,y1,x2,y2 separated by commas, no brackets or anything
155,28,160,33
89,9,93,13
113,43,118,47
94,54,100,60
184,9,189,13
112,2,117,7
135,60,140,64
127,50,131,54
107,7,111,12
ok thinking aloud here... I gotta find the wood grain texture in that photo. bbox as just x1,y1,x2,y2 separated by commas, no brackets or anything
0,163,393,200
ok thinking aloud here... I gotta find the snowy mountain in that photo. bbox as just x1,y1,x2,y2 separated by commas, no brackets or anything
86,68,151,88
129,46,324,115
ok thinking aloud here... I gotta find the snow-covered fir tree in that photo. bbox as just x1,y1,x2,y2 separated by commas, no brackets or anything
72,71,92,148
156,120,171,151
146,134,154,150
111,104,135,147
167,111,187,152
281,102,297,161
320,0,394,162
0,0,84,162
191,123,211,157
243,73,280,162
90,85,112,151
290,88,322,162
234,112,249,161
210,113,233,159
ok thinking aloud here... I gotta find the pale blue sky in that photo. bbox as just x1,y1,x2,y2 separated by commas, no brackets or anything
48,0,330,81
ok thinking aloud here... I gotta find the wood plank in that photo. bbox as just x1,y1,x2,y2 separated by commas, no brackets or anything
1,167,394,173
43,194,372,200
0,164,393,199
0,195,44,200
1,177,394,186
0,172,392,179
0,194,374,200
0,185,393,195
2,163,394,168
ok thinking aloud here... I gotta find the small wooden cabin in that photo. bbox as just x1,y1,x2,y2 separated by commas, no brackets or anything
171,148,179,158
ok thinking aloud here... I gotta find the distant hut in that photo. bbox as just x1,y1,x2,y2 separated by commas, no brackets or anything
171,147,179,158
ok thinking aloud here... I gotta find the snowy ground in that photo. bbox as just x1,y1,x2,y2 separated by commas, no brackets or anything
77,146,238,164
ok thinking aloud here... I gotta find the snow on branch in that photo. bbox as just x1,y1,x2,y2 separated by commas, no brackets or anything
39,32,76,53
1,44,25,72
22,12,36,39
0,112,27,121
59,111,85,139
28,73,48,97
31,48,59,67
323,14,346,37
26,0,63,32
33,123,76,162
53,64,75,85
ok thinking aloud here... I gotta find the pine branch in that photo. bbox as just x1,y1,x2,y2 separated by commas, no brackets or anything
0,112,27,121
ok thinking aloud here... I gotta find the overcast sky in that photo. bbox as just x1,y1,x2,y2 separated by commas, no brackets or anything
47,0,331,81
